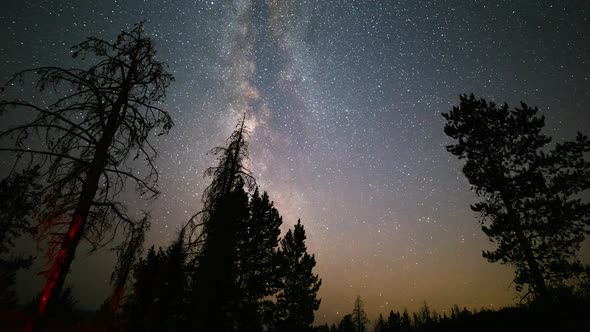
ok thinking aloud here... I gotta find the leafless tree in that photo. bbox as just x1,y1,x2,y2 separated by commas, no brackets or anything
0,21,173,320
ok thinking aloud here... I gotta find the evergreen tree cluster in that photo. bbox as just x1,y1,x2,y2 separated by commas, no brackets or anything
124,235,187,331
316,295,590,332
121,119,322,332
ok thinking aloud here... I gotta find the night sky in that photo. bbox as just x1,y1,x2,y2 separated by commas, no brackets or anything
1,0,590,326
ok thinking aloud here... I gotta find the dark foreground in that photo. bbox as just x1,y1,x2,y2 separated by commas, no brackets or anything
2,294,590,332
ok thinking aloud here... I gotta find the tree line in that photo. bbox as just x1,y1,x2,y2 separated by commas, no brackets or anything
316,291,590,332
1,21,589,331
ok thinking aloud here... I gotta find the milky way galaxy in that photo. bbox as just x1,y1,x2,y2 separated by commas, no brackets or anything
1,0,589,325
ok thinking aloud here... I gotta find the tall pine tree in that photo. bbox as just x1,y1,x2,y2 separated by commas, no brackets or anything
237,187,282,331
443,94,590,298
188,115,254,331
275,220,322,332
351,296,369,332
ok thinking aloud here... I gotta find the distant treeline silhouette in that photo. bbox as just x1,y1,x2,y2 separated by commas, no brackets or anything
317,291,590,332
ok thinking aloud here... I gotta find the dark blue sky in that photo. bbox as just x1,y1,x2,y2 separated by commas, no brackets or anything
1,0,589,325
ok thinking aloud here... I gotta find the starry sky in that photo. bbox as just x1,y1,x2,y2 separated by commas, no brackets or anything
1,0,590,326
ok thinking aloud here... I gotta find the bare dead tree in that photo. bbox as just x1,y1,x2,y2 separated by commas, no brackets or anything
184,115,255,330
0,21,173,322
183,114,255,258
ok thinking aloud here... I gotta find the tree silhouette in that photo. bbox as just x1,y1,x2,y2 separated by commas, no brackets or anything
187,115,254,331
338,314,356,332
443,94,590,298
275,220,322,331
386,310,401,332
124,232,188,331
124,246,161,331
412,302,433,329
237,187,282,331
0,167,41,257
351,296,369,332
374,313,386,332
0,167,40,307
400,309,411,332
0,21,173,319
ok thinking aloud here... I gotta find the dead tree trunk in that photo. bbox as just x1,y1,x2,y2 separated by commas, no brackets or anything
36,67,135,326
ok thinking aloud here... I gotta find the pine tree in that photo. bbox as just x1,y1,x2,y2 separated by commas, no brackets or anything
275,220,322,331
338,314,355,332
414,302,433,328
125,246,161,331
0,22,173,320
188,115,254,331
0,167,40,307
0,167,40,258
237,187,282,331
374,314,386,332
400,309,411,332
124,233,188,331
351,296,369,332
157,232,189,330
443,94,590,298
386,310,401,332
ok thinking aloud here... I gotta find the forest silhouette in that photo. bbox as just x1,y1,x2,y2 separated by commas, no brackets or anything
1,23,589,332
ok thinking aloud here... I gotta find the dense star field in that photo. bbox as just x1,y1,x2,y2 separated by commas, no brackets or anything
1,0,589,325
